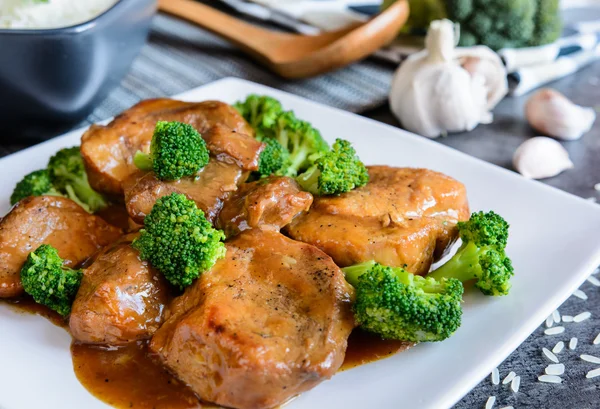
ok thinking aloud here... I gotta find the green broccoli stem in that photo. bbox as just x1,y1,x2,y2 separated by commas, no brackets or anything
342,260,377,287
428,241,480,283
70,176,107,212
296,165,321,195
134,151,153,171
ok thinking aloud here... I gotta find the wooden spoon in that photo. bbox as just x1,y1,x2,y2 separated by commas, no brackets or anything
158,0,409,79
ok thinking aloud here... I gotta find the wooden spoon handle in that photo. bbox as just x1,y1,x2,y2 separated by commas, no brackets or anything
157,0,288,61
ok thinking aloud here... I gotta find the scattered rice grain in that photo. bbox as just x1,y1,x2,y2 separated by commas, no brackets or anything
485,395,496,409
545,363,565,375
587,276,600,286
502,371,516,384
563,315,574,323
581,354,600,364
595,183,600,191
594,333,600,345
574,312,592,322
588,197,597,203
543,348,559,363
545,326,565,335
511,375,521,393
553,341,565,354
592,268,599,275
545,315,554,328
573,289,588,300
587,368,600,379
538,375,562,383
491,367,499,385
570,337,578,350
499,407,514,409
553,310,561,323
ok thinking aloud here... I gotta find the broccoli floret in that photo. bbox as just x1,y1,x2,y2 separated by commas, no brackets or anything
296,139,369,195
234,94,283,140
134,121,210,181
428,211,514,296
343,261,464,342
256,138,291,178
10,169,61,205
531,0,562,46
48,147,108,213
235,95,329,176
445,0,561,50
132,193,226,290
20,244,83,316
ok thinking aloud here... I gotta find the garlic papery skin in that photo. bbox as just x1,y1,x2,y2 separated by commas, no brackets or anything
389,19,508,139
513,137,574,179
525,88,596,141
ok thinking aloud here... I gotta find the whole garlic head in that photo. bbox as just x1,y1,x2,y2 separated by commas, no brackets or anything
389,19,508,138
513,137,574,179
525,88,596,141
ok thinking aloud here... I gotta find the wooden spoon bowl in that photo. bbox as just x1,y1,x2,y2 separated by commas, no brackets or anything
158,0,409,79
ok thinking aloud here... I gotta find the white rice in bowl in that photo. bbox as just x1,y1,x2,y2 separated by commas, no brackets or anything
0,0,119,29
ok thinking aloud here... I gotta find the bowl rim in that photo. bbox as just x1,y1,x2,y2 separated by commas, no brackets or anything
0,0,149,36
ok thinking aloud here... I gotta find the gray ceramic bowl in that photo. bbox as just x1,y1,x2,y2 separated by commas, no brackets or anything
0,0,157,139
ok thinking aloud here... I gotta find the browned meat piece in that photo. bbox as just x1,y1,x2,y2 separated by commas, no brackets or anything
123,159,247,224
70,235,168,345
81,99,253,196
202,124,263,171
150,229,354,409
218,176,313,237
286,166,470,275
0,196,122,298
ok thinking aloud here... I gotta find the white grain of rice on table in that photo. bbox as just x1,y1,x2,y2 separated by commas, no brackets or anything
553,341,565,353
594,333,600,345
574,312,592,322
511,375,521,393
587,276,600,286
563,315,574,323
502,371,516,384
545,315,554,328
491,367,499,385
538,375,562,383
581,354,600,364
573,289,588,300
570,337,578,350
553,310,561,323
499,407,514,409
543,348,559,363
594,183,600,191
592,268,600,275
545,363,565,375
587,368,600,379
485,395,496,409
545,326,565,335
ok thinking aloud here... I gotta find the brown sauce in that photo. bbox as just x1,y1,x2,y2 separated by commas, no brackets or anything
3,302,412,408
72,341,207,409
342,329,414,370
96,204,132,231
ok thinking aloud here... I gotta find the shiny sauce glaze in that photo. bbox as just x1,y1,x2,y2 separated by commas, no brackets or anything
3,300,412,409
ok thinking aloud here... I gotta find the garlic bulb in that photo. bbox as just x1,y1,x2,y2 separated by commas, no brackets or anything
525,88,596,141
389,19,508,138
513,137,574,179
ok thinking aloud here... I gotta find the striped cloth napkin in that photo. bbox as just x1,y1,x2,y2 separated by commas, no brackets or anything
220,0,600,96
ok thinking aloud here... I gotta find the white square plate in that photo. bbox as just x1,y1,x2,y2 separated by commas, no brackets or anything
1,78,600,409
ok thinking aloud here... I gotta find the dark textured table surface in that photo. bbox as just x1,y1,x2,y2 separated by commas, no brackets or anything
1,10,600,408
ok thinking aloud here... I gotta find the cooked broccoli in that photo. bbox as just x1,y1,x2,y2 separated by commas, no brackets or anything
296,138,369,195
48,147,108,213
428,211,514,296
235,95,329,176
132,193,226,290
234,94,283,140
134,121,210,181
343,260,464,342
256,138,291,178
447,0,561,49
10,169,61,205
20,244,83,316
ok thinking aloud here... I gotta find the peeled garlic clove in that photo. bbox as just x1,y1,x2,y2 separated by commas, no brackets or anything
525,88,596,140
513,137,574,179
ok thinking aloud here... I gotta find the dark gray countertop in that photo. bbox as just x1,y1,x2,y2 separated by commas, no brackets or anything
362,62,600,409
